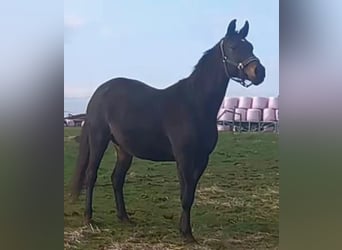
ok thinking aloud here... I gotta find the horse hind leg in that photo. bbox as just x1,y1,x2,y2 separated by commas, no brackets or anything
84,127,110,224
111,145,133,222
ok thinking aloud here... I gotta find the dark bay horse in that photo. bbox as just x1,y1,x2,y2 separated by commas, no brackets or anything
71,19,265,242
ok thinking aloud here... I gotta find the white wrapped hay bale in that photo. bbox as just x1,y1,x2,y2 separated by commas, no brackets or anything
247,109,262,122
234,108,247,121
252,97,268,109
217,124,226,131
238,96,252,109
65,119,75,127
223,97,239,109
217,124,232,131
217,108,225,119
268,96,279,109
219,109,234,121
263,126,275,132
263,108,276,121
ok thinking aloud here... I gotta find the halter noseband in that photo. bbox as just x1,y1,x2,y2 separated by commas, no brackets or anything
219,39,259,88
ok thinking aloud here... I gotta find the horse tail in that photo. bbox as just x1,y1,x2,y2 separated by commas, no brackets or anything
71,121,90,200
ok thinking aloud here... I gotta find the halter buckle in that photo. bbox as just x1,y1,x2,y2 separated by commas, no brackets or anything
241,81,253,88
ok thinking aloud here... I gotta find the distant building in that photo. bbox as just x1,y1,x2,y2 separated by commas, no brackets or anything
64,113,86,127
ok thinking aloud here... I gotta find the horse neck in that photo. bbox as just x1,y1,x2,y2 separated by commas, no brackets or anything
184,44,230,118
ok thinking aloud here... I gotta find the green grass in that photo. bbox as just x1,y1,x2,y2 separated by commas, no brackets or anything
64,127,279,250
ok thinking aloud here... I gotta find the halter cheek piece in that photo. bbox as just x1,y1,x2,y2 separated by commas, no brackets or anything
219,39,259,88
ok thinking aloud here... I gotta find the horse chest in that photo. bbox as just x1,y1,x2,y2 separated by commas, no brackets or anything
196,126,218,154
169,121,218,156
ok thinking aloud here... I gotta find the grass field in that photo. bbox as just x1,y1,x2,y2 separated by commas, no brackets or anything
64,127,279,250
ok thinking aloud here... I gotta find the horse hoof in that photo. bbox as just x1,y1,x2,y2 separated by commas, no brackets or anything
118,216,135,225
84,217,93,226
182,234,198,244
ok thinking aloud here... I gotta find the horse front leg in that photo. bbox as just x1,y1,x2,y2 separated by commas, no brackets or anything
177,155,209,243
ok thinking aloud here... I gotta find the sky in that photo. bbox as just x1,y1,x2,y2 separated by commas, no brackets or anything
64,0,279,115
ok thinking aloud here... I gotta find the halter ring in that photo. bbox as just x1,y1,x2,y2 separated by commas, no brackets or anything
237,63,244,70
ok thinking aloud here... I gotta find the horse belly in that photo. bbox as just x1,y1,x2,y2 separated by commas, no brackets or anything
113,129,175,161
134,146,175,161
130,138,175,161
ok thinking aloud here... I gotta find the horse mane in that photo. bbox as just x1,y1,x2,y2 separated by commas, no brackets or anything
165,40,227,116
190,42,221,80
168,41,221,88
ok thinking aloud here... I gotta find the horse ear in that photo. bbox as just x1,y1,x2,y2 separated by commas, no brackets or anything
226,19,237,37
238,21,249,38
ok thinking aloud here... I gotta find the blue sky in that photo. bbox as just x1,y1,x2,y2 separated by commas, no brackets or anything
64,0,278,115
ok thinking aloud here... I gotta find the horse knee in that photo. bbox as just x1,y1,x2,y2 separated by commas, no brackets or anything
111,170,124,190
182,198,193,211
181,185,196,209
111,172,118,188
110,172,115,185
86,168,98,186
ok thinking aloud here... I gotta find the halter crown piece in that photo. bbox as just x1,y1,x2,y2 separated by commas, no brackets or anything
219,39,259,88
